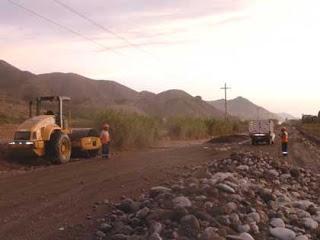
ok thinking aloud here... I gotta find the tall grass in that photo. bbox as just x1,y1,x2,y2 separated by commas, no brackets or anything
166,117,208,139
95,110,161,149
166,117,245,140
302,123,320,138
93,110,246,148
0,105,246,149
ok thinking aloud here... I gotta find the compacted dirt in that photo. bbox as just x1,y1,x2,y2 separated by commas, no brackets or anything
0,142,232,240
0,126,319,240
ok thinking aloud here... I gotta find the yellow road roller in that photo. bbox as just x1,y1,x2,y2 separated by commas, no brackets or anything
9,96,101,163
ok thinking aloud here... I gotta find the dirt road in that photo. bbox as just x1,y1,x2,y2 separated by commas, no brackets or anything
0,141,233,240
0,126,319,240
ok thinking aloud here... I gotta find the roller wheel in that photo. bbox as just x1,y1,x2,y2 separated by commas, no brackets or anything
47,131,71,164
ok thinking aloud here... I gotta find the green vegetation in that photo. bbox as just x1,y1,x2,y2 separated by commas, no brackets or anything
94,110,246,149
0,105,246,149
302,123,320,138
95,110,161,149
166,117,208,139
166,117,244,140
0,113,25,124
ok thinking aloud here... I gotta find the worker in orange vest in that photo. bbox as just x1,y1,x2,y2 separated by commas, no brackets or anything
280,127,288,156
100,123,111,159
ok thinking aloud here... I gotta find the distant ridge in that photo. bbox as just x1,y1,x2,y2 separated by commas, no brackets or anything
0,59,224,119
209,96,283,121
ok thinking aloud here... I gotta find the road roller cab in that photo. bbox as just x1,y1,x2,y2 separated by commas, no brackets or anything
9,96,101,163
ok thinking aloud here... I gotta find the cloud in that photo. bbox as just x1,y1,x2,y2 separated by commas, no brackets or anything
1,0,250,38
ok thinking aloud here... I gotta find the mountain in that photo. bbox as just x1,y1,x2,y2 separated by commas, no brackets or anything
209,97,280,121
0,60,224,120
277,112,297,121
136,90,223,118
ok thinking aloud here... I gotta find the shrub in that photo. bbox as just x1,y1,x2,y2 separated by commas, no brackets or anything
167,117,208,139
95,110,161,149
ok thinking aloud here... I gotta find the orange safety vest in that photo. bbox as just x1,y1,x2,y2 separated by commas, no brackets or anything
281,131,288,143
100,130,110,144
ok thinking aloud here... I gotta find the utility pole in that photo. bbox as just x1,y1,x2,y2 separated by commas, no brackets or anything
220,83,231,120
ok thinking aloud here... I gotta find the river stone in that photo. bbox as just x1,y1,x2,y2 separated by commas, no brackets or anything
216,183,236,194
270,218,286,228
237,224,250,233
226,232,255,240
149,233,163,240
247,212,261,223
237,165,250,171
150,186,172,197
270,227,296,240
302,217,318,230
290,168,300,178
267,169,279,177
173,196,192,208
230,213,241,225
249,222,259,234
99,223,112,233
117,198,139,213
111,234,129,240
224,202,238,214
136,207,150,219
96,230,106,238
211,172,234,184
293,200,314,211
149,221,162,234
179,215,200,238
200,227,222,240
239,233,255,240
294,236,308,240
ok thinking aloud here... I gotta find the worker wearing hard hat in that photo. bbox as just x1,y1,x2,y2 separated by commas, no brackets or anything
100,123,111,159
280,127,289,156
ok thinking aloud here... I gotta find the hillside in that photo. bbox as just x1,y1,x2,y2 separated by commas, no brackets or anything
136,90,223,118
277,112,297,120
209,96,281,121
0,60,224,121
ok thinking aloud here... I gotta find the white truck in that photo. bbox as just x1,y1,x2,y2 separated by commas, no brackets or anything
249,120,275,145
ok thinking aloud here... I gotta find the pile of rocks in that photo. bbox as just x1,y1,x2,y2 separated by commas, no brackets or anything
95,152,320,240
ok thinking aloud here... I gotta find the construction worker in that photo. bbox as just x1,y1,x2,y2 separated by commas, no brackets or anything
100,123,111,159
280,127,289,156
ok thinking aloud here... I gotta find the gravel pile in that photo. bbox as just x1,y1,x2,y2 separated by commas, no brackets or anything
95,152,320,240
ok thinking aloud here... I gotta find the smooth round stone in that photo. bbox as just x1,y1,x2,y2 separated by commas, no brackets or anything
216,183,236,194
247,212,261,223
302,217,318,230
179,215,200,238
270,218,286,228
173,196,192,208
270,227,296,240
239,233,255,240
237,224,250,233
294,236,308,240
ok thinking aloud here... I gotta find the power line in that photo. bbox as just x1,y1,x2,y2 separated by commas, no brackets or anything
7,0,182,83
7,0,125,56
53,0,158,59
220,82,231,120
53,0,189,84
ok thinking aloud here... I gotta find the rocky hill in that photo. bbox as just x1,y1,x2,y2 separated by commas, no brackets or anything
277,112,297,121
0,60,224,120
209,97,281,121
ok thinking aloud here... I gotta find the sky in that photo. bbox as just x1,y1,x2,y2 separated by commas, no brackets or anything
1,0,320,117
